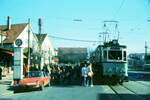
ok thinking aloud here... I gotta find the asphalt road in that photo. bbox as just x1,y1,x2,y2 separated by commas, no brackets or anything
0,85,115,100
0,80,150,100
0,70,150,100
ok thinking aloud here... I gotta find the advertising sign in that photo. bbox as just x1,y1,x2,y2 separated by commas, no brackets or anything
13,47,23,79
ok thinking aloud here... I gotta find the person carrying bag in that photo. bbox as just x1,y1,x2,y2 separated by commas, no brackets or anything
87,63,94,87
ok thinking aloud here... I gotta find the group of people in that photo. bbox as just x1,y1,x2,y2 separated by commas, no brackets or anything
42,62,94,87
23,62,94,87
50,64,73,85
81,62,94,87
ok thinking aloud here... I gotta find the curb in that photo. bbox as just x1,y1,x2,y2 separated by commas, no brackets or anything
0,91,14,96
0,75,14,97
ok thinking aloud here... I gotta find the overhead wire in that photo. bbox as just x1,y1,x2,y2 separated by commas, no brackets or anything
48,35,101,43
26,17,100,44
112,0,126,20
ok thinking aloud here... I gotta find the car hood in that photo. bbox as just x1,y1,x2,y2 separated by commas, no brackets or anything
19,77,42,85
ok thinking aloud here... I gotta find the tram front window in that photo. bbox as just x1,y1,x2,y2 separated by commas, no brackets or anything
108,51,122,60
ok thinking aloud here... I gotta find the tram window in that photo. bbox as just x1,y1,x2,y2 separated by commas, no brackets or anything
103,51,107,59
108,51,122,60
123,51,127,61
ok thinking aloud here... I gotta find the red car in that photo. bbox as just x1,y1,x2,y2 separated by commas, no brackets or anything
14,71,50,93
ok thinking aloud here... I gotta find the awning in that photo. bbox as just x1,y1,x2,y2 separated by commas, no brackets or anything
0,48,13,55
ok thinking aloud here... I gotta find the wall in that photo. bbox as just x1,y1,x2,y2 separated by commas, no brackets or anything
41,36,55,64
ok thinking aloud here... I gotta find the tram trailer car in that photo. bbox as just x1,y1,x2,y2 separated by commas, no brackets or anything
90,40,128,84
144,54,150,70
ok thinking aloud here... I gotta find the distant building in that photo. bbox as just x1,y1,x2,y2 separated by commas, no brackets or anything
58,47,87,63
128,53,150,67
53,49,59,64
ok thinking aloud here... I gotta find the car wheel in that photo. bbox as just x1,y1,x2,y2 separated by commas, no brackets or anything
47,80,51,87
14,87,19,93
14,89,18,93
39,83,44,90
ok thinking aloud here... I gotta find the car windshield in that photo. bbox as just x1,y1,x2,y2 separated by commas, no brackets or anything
27,71,43,77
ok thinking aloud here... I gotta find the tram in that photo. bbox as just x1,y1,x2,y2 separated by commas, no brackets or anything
90,39,128,84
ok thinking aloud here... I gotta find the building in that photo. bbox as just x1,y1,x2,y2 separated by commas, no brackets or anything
36,34,55,67
128,53,147,67
0,17,38,74
58,47,87,63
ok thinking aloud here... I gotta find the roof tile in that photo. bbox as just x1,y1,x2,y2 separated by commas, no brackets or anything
0,23,28,43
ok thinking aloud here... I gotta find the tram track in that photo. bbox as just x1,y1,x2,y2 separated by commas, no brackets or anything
121,83,149,100
129,74,150,87
121,83,137,94
109,85,122,100
109,83,145,100
133,80,150,88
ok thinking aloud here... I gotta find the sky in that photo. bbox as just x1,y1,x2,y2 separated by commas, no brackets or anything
0,0,150,54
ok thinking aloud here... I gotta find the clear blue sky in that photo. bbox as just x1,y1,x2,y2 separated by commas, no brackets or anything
0,0,150,53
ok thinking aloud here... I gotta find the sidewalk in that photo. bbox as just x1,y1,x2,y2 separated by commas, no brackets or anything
0,73,14,96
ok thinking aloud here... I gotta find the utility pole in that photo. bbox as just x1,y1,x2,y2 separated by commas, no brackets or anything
28,18,31,69
145,42,148,57
49,48,51,64
38,18,43,70
0,30,3,47
144,42,149,66
38,18,42,34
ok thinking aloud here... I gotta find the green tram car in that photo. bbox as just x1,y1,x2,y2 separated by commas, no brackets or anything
90,39,128,84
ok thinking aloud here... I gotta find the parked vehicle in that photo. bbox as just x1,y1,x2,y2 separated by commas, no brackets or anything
14,71,50,93
144,54,150,70
128,53,150,70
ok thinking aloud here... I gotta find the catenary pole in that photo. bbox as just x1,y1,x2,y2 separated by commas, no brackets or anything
28,18,31,70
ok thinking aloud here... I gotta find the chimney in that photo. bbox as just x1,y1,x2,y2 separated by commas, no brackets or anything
38,18,42,34
7,16,11,30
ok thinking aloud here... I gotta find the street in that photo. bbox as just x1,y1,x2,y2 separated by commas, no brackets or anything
0,71,150,100
1,1,150,100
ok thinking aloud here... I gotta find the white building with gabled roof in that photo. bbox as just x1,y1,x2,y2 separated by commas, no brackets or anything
36,34,55,66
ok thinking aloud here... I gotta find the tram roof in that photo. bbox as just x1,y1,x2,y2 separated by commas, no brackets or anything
97,41,127,49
